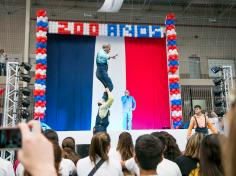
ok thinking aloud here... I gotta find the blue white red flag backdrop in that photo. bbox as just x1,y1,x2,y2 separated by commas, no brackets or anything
34,10,182,131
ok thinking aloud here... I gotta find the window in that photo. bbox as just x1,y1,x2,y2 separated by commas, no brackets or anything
189,57,201,79
208,59,235,78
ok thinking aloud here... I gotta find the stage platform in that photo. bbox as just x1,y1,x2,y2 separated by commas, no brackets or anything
57,129,188,151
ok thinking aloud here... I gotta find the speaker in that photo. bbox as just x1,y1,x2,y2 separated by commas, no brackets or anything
76,144,90,159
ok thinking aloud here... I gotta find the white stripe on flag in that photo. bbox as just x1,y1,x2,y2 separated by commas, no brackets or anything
91,36,126,130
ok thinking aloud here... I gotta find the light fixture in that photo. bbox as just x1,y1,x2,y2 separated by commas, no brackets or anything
21,62,32,72
21,87,31,96
22,98,30,108
213,77,223,86
211,66,222,74
21,74,31,83
20,109,30,119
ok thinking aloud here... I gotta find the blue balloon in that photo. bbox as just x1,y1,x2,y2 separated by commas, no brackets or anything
37,21,48,28
169,60,179,66
165,19,176,25
36,42,47,49
167,40,177,46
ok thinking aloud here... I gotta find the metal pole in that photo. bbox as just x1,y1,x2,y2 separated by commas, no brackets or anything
23,0,31,88
24,0,31,64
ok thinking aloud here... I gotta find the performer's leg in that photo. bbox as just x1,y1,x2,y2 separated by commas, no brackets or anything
123,112,128,130
103,116,109,132
96,64,114,101
127,111,133,130
96,66,108,88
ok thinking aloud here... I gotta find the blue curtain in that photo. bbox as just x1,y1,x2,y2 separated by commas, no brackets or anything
44,34,96,131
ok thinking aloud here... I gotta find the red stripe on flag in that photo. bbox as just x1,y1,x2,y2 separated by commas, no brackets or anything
125,37,170,129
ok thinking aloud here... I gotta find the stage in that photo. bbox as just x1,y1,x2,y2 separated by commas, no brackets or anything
57,129,188,151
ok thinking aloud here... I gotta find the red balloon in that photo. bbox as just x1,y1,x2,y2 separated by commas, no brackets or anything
36,9,46,17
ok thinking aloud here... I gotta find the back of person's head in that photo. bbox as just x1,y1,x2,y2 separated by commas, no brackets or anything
200,134,224,176
135,134,163,171
43,129,59,145
151,131,167,151
24,144,62,176
184,133,204,160
116,132,134,161
154,131,181,161
62,137,79,165
62,137,76,152
89,132,111,163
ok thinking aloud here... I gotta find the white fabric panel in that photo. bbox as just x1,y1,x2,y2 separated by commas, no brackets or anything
91,36,126,130
98,0,124,12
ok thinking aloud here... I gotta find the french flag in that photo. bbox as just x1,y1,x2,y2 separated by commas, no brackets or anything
44,35,170,131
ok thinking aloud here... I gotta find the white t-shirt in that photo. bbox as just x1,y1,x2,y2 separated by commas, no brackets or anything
125,157,181,176
0,158,15,176
109,148,122,161
60,158,76,176
15,163,24,176
16,158,76,176
77,156,123,176
209,117,220,131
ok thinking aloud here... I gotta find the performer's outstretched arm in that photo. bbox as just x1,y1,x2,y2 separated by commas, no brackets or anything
207,118,218,134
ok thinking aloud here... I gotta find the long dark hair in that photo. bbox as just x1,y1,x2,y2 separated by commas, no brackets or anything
116,132,134,161
62,137,79,165
152,131,181,161
89,132,111,164
199,134,224,176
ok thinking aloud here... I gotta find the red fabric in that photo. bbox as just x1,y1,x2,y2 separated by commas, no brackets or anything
125,37,170,129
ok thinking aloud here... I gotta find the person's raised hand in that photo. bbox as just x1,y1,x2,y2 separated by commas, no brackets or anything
17,120,56,176
111,54,118,59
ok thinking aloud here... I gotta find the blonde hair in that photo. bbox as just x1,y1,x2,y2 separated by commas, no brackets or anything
184,133,204,160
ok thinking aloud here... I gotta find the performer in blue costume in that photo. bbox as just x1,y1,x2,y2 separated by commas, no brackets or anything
96,44,117,101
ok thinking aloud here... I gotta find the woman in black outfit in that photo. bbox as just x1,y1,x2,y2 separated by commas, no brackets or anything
175,133,204,176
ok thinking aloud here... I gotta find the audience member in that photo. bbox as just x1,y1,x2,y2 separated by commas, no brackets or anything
109,132,134,161
134,134,163,176
175,133,204,176
62,137,80,165
43,129,76,176
189,134,224,176
209,111,224,133
153,131,181,161
17,121,57,176
0,49,7,76
76,132,123,176
124,132,181,176
0,157,15,176
109,132,134,175
43,129,59,145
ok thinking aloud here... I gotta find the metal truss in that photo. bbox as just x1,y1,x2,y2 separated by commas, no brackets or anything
223,66,234,111
1,62,20,163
